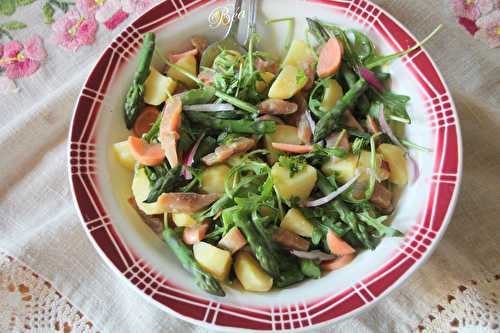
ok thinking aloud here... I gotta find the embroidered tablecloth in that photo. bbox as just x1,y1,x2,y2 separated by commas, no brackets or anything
1,0,499,332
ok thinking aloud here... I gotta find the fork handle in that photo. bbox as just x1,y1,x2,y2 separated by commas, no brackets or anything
245,0,257,45
225,0,243,39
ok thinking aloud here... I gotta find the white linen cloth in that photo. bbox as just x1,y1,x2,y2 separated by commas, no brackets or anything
1,0,499,332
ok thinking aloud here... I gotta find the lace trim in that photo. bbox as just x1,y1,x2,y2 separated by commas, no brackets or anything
0,252,99,333
417,273,500,332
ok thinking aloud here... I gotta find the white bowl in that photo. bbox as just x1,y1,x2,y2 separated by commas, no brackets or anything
68,0,462,331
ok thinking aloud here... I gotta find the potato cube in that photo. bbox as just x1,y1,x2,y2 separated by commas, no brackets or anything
264,125,301,164
234,251,273,292
131,168,165,215
268,65,307,99
282,40,314,67
271,162,317,202
321,79,344,112
172,213,197,227
321,151,389,184
200,164,231,194
166,54,197,88
378,143,408,186
281,208,314,238
112,140,136,171
193,242,232,281
144,67,177,105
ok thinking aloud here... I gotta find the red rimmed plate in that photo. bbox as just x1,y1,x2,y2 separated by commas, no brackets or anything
68,0,462,331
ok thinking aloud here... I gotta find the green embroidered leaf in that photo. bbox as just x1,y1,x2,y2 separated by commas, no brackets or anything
49,0,72,12
43,2,54,24
16,0,36,6
0,21,27,30
0,27,14,40
0,0,17,16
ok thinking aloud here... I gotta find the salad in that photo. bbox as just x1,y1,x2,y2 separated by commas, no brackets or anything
113,18,438,296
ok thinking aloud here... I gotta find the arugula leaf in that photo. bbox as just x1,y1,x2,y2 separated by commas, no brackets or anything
365,25,442,69
278,155,307,178
349,30,374,63
356,211,403,238
372,90,411,123
352,137,369,156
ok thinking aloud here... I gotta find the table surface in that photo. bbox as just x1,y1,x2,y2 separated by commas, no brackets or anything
1,0,499,332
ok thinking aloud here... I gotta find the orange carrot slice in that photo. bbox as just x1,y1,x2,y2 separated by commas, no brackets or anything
320,253,355,271
326,230,356,255
317,37,344,78
271,143,313,154
168,48,198,64
127,136,164,166
133,106,160,137
218,227,247,254
183,221,209,245
159,97,182,167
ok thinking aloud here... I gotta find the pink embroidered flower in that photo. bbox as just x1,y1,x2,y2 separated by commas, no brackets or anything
95,0,129,30
0,35,47,79
451,0,494,20
53,9,98,51
476,10,500,47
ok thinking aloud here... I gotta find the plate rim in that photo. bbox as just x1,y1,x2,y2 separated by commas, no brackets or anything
67,0,463,331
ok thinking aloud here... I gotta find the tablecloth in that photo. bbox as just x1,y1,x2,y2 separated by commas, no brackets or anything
1,0,499,332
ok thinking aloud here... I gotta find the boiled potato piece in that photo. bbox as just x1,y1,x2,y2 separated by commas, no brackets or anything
113,140,136,171
131,168,164,215
255,71,275,93
264,125,301,164
234,251,273,292
193,242,232,281
321,79,344,112
172,213,197,227
272,163,317,202
281,208,314,238
226,153,245,167
268,65,307,99
200,164,231,194
166,54,197,88
144,67,177,105
282,40,314,67
378,144,408,186
322,151,389,184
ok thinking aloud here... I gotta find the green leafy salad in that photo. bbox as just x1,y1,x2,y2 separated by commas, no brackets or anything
112,18,439,296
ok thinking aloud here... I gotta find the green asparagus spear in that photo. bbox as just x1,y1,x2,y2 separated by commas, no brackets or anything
143,112,162,143
181,86,216,105
341,66,370,115
124,32,155,129
234,211,280,278
162,219,225,296
185,111,276,134
144,165,181,203
316,171,375,249
314,78,367,142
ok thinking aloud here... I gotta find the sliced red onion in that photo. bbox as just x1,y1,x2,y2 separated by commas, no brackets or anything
378,105,405,150
182,131,206,179
303,170,361,207
407,154,420,185
183,103,234,112
378,105,420,184
290,250,336,262
304,109,316,134
359,67,384,92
